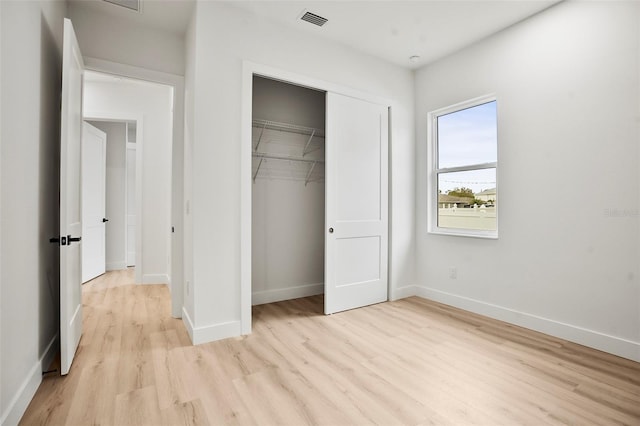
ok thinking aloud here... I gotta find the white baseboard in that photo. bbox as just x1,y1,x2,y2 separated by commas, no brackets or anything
105,261,127,271
252,283,324,306
390,284,418,301
181,309,240,345
182,307,195,344
1,334,58,426
141,273,169,285
415,286,640,362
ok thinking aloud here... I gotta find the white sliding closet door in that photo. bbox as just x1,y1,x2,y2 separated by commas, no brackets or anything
325,93,388,314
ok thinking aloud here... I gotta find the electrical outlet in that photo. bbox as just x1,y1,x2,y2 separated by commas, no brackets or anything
449,268,457,280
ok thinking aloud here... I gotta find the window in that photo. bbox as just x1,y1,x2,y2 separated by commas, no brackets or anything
429,95,498,238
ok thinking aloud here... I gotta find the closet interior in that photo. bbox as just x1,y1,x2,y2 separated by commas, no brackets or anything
251,76,327,307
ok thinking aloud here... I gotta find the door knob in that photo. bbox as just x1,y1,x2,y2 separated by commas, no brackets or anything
67,235,81,244
329,227,334,233
102,218,109,223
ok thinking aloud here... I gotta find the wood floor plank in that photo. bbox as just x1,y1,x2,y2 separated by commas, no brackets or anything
151,345,195,409
19,270,640,425
160,399,210,426
64,356,119,426
114,386,162,426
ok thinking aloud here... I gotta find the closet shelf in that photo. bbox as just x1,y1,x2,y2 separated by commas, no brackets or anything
252,119,325,138
252,152,324,185
253,119,325,154
252,152,325,164
252,119,325,185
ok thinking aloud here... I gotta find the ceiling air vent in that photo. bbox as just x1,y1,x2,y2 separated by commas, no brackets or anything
103,0,141,13
300,11,328,27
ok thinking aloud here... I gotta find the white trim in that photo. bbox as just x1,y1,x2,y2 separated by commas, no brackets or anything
438,162,497,174
125,138,136,270
427,94,498,239
252,283,324,306
182,307,195,343
428,229,499,240
83,56,185,320
415,286,640,362
240,64,253,335
390,285,418,301
241,61,395,337
0,334,58,426
142,273,169,285
84,57,183,87
191,320,243,346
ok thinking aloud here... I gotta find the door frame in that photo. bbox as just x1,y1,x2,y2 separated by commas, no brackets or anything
83,113,144,285
240,61,394,334
83,58,185,319
125,130,137,268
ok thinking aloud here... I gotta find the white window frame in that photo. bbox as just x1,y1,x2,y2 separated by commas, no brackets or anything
428,94,498,239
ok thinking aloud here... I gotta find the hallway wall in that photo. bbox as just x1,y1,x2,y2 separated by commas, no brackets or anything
0,1,67,424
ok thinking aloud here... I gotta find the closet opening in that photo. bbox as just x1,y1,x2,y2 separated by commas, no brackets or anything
251,76,327,316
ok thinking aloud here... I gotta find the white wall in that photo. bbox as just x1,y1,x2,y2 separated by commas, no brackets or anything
252,77,325,305
184,1,415,342
87,120,127,270
415,1,640,361
84,78,173,285
67,2,184,76
182,6,196,326
0,0,66,424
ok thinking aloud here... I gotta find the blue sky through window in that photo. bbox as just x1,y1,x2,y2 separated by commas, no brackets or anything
437,101,497,194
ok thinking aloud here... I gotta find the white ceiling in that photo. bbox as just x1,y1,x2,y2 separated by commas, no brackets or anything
228,1,560,69
68,0,195,36
71,0,560,69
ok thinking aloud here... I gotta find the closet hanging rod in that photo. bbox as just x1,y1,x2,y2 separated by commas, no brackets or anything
252,119,325,138
253,152,325,164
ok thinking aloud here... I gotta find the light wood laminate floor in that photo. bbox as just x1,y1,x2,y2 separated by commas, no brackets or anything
21,270,640,425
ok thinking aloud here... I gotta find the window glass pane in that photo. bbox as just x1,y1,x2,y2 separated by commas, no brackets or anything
437,169,496,231
437,101,497,168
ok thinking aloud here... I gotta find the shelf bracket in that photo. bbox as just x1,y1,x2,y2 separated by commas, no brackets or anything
254,122,267,152
304,161,317,186
302,129,316,157
253,157,263,183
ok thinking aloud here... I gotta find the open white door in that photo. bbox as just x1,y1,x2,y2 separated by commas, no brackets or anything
325,93,388,314
81,122,106,283
60,18,84,375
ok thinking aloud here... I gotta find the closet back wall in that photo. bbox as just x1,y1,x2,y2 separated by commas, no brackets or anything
252,77,326,305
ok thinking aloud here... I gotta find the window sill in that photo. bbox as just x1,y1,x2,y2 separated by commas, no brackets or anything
428,228,498,240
